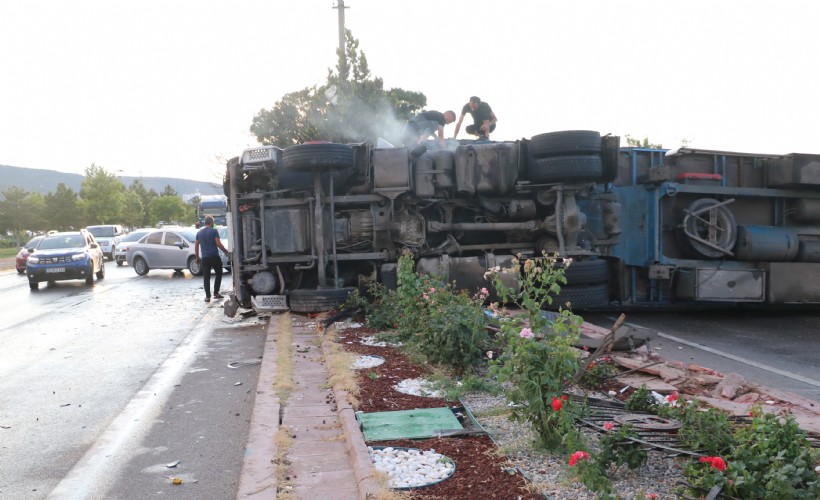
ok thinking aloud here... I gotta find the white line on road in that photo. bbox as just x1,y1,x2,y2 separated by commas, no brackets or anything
614,317,820,389
47,304,223,500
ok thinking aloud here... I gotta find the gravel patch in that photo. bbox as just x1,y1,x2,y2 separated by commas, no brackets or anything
393,378,443,398
461,392,686,499
351,355,385,369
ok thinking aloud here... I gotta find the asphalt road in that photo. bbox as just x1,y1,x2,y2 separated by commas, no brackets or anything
584,310,820,405
0,263,266,500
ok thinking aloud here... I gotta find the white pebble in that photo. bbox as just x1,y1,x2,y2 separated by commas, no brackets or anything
368,447,455,488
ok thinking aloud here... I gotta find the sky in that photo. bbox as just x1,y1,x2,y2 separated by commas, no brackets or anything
1,0,819,186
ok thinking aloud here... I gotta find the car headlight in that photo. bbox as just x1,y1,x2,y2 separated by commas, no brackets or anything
71,253,86,261
28,256,40,264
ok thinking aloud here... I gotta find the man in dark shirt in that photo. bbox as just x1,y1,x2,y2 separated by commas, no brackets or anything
195,215,230,303
404,110,456,149
453,96,497,140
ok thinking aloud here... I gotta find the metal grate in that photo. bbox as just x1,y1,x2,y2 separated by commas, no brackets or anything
251,295,288,312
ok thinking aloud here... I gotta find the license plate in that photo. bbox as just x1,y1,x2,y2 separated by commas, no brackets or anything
46,267,65,273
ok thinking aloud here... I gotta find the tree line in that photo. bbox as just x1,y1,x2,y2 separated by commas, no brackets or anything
0,164,199,246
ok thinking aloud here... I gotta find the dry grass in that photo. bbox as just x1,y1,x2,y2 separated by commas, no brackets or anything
274,313,296,399
322,326,362,407
273,426,295,499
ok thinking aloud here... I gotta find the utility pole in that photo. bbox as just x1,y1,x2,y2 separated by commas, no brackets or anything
332,1,349,77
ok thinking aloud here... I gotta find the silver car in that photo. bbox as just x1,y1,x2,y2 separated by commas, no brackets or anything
113,228,153,266
126,228,201,276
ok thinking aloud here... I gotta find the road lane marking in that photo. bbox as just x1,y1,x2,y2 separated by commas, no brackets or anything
47,304,221,499
612,317,820,389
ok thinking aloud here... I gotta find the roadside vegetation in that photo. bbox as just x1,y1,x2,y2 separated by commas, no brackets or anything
0,164,200,247
344,251,820,498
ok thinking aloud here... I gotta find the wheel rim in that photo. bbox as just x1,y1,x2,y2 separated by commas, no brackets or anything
135,258,147,275
189,258,201,275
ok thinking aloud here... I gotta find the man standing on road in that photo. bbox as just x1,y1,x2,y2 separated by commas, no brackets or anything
195,215,230,303
453,96,497,140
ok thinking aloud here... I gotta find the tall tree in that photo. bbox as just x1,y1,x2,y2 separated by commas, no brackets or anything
45,183,83,231
161,184,179,197
149,195,186,225
120,191,145,229
0,186,38,246
80,164,126,224
250,29,426,147
129,179,157,226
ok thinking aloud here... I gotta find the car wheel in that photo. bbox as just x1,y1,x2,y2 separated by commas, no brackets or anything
187,256,202,276
288,288,353,313
86,264,94,285
282,143,355,172
133,257,149,276
29,280,39,290
116,260,124,267
96,261,106,280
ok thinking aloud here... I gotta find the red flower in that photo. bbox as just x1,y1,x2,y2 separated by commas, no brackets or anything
568,451,590,466
647,494,658,499
603,421,615,431
561,394,568,401
551,396,562,412
667,391,679,403
699,456,727,472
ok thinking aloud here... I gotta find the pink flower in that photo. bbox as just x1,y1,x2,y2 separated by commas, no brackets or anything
603,421,615,431
429,287,436,293
568,451,590,466
480,287,489,295
699,456,727,472
422,293,429,300
519,327,533,339
551,397,562,412
647,494,658,499
667,391,678,403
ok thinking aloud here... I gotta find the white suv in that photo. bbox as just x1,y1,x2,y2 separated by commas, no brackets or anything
85,225,126,261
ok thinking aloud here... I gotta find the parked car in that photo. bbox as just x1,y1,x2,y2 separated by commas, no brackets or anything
26,230,105,289
85,224,126,260
217,226,232,273
127,227,201,276
113,228,153,266
16,235,45,273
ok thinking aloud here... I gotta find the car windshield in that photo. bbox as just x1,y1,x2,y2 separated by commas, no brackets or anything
24,235,44,249
38,234,85,250
87,226,115,237
122,230,151,243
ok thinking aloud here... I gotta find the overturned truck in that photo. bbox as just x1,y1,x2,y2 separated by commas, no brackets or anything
222,130,820,316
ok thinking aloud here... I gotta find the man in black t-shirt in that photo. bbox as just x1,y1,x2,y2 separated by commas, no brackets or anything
404,110,456,149
453,96,497,140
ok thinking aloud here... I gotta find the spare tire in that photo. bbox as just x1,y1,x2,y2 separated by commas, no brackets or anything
282,143,355,172
288,287,353,313
528,155,603,183
528,130,601,158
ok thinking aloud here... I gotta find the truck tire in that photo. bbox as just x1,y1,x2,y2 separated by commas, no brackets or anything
288,288,353,313
282,143,355,172
545,283,610,310
560,259,609,285
528,155,603,183
528,131,601,158
601,136,620,183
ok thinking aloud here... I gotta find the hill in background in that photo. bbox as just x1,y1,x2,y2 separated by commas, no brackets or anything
0,164,224,199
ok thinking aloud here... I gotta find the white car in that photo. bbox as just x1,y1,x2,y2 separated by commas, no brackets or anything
85,224,126,260
113,228,153,266
126,227,230,276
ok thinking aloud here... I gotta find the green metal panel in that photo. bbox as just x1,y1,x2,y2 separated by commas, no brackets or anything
357,407,463,441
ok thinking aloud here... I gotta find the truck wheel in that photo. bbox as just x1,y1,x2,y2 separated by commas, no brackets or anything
288,288,353,313
528,130,601,158
187,256,202,276
601,135,620,183
528,155,603,183
560,259,609,285
282,143,355,172
545,283,610,310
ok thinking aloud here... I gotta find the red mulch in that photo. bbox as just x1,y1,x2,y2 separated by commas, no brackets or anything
335,322,542,499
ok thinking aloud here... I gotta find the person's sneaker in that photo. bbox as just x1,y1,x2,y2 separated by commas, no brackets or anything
205,297,211,303
214,292,224,299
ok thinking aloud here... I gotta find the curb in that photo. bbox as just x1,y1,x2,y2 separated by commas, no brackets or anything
320,325,382,499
